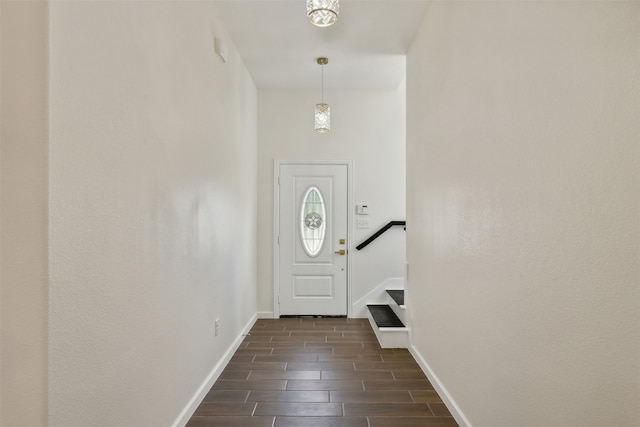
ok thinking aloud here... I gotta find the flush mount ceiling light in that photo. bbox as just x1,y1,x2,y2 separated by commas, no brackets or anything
307,0,339,27
315,57,330,133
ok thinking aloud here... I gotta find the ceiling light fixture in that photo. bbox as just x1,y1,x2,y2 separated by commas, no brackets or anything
315,57,330,133
307,0,339,27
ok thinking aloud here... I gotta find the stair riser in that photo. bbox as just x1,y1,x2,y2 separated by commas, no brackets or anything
366,310,409,349
387,294,406,325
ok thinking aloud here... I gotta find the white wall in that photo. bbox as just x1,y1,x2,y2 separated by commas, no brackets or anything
406,1,639,426
48,2,257,426
0,1,49,425
257,87,406,317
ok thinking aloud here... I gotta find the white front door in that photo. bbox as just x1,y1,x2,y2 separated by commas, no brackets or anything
277,163,348,316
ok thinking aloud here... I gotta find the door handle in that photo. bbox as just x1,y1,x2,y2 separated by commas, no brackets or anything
334,249,346,255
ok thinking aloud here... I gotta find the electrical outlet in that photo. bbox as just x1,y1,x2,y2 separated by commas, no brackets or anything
215,319,220,336
356,218,370,229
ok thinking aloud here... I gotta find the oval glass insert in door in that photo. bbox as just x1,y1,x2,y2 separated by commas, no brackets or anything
300,186,327,257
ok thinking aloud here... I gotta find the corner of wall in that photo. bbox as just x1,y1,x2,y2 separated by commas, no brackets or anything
171,313,257,427
409,345,472,427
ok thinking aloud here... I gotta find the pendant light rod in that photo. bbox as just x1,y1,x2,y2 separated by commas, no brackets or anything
315,57,330,133
317,57,328,103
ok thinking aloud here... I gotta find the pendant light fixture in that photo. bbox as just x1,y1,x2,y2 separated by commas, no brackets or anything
307,0,339,27
315,57,330,133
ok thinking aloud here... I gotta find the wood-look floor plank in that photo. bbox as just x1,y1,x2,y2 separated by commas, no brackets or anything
241,337,274,344
321,370,393,380
271,335,328,342
334,326,371,331
332,347,394,354
341,331,378,337
287,361,355,371
410,390,444,403
361,343,385,349
285,325,336,334
343,402,433,417
229,355,255,363
252,354,318,362
368,417,460,427
188,318,458,427
379,354,416,361
186,416,275,427
392,370,428,380
304,342,364,348
245,341,306,348
212,379,287,391
274,416,369,427
286,379,364,391
248,370,321,380
254,402,342,416
217,370,251,380
330,390,414,403
271,347,333,355
290,331,344,336
355,362,421,371
245,330,290,336
363,379,435,390
225,362,286,370
248,390,329,403
233,348,273,355
429,402,454,416
318,354,383,362
202,390,249,403
193,402,256,416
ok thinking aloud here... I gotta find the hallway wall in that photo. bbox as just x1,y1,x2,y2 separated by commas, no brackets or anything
48,2,257,426
0,1,49,425
406,1,639,426
257,87,406,317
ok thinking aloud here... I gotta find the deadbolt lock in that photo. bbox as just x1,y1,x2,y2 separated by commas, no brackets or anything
339,238,346,245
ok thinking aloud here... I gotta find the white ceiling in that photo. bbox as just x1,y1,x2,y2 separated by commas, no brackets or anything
213,0,432,90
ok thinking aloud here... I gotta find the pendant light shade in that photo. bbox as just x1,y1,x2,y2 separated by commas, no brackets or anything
315,103,330,133
307,0,339,27
315,57,330,133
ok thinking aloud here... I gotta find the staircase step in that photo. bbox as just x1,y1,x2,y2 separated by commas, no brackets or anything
367,304,404,328
386,289,404,307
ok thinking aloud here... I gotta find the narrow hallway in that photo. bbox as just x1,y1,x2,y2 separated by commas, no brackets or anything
187,318,458,427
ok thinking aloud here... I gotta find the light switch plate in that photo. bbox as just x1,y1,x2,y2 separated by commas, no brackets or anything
356,204,369,215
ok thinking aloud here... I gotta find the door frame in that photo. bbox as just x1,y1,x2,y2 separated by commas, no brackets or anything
273,159,354,318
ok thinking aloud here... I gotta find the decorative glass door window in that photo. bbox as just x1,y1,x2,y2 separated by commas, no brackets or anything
300,186,327,257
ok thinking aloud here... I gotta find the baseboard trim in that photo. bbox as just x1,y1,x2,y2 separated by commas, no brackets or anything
257,311,274,319
409,345,473,427
171,313,257,427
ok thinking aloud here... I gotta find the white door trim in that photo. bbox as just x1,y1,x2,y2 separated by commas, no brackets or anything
273,160,353,318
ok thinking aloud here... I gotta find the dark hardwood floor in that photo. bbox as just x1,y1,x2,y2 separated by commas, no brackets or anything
187,317,459,427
